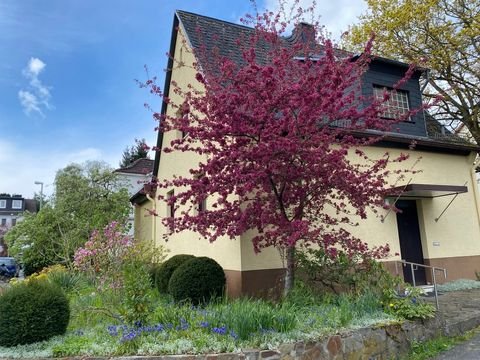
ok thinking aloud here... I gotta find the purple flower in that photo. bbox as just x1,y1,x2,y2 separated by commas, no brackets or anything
230,330,238,339
212,326,227,335
176,318,189,331
120,330,137,342
134,320,143,328
107,325,118,336
199,321,209,328
154,324,165,332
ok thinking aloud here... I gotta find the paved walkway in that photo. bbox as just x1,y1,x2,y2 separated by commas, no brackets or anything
433,332,480,360
423,288,480,336
422,288,480,359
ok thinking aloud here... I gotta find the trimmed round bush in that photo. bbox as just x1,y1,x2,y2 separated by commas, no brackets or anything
156,254,196,293
168,256,226,304
0,280,70,346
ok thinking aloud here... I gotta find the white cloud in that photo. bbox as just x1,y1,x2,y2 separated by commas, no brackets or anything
0,139,116,198
25,57,45,77
69,147,103,164
263,0,367,40
18,57,52,117
18,90,43,116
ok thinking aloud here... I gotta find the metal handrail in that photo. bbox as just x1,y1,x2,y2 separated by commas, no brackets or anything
394,260,447,310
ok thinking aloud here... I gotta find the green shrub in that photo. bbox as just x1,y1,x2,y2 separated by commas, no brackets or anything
121,258,152,324
0,280,70,346
168,257,225,304
296,248,399,296
22,250,55,277
156,254,195,293
382,286,436,320
47,270,86,294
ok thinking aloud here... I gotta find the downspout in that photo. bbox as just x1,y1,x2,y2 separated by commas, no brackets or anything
146,194,157,246
469,153,480,227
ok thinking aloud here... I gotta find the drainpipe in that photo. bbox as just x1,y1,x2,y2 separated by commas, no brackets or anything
146,194,157,245
469,154,480,227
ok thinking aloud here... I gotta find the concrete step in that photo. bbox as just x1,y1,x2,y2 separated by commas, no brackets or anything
418,284,435,294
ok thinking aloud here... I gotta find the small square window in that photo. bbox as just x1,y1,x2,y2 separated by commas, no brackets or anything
11,218,16,226
176,108,189,139
0,200,5,209
12,200,22,209
1,219,6,226
373,85,410,120
197,198,207,213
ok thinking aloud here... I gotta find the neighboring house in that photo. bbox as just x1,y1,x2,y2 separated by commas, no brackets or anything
0,194,38,256
132,10,480,297
114,158,154,235
0,194,37,228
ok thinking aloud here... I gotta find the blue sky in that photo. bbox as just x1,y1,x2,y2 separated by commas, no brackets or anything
0,0,366,197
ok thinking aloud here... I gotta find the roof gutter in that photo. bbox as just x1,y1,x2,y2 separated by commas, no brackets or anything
152,13,180,180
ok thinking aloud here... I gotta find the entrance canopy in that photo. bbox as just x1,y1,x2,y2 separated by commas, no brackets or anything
387,183,468,199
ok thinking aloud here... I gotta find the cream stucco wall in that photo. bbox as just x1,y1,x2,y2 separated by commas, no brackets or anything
150,27,242,271
142,26,480,275
239,147,480,271
134,201,153,243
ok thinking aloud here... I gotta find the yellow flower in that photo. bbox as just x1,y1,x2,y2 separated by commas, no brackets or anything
389,303,394,307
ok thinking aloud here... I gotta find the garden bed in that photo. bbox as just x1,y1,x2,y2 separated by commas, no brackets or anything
0,289,395,358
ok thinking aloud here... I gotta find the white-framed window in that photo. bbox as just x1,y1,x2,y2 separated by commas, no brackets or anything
373,85,410,120
0,200,5,209
12,200,22,209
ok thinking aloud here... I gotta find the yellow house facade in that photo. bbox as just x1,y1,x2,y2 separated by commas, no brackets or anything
132,10,480,297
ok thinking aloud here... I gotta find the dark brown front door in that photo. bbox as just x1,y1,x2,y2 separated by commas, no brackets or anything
396,200,426,285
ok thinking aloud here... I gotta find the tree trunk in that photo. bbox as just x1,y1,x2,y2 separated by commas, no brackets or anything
283,246,295,297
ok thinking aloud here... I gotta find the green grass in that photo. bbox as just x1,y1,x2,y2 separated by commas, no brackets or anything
406,326,480,360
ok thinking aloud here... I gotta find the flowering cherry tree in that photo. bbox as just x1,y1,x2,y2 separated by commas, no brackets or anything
145,3,418,294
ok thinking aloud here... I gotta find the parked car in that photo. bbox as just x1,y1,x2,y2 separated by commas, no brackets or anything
0,257,19,279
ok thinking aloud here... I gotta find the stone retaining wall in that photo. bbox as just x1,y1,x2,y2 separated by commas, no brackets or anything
36,316,447,360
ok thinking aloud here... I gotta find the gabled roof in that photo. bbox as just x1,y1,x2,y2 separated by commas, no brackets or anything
152,10,479,179
115,158,154,175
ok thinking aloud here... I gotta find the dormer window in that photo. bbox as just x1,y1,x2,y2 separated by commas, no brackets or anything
0,200,5,209
12,200,22,209
373,85,410,120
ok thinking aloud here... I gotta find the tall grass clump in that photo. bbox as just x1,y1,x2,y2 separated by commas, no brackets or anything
205,298,298,340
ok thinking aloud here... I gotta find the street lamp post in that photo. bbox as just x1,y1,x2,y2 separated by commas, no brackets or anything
34,181,44,210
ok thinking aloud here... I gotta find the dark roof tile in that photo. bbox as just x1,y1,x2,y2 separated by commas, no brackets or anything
115,158,154,175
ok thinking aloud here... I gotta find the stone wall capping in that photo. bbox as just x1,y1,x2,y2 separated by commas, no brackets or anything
15,309,480,360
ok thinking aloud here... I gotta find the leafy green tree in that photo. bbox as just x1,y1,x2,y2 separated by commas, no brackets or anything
5,161,130,274
119,138,149,168
347,0,480,143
